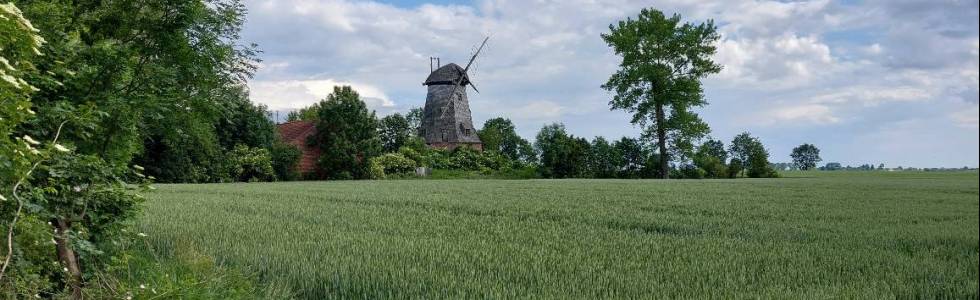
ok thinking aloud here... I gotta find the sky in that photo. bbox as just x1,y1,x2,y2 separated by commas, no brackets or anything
242,0,980,168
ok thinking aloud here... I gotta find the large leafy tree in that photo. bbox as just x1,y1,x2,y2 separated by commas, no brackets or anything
728,132,776,178
790,143,821,171
602,9,722,178
311,86,381,179
478,117,536,165
4,0,261,296
534,123,590,178
378,113,412,153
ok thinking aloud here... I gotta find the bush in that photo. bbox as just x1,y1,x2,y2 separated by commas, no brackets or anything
369,153,417,179
677,164,705,179
727,158,744,178
695,156,728,179
227,145,275,182
448,148,483,171
270,142,301,181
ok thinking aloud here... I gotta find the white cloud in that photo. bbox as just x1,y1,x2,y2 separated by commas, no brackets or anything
714,34,836,89
762,104,840,126
248,79,394,111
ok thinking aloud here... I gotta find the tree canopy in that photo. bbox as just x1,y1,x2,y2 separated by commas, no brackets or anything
478,117,536,165
791,143,822,171
311,86,381,180
602,8,722,178
379,113,412,153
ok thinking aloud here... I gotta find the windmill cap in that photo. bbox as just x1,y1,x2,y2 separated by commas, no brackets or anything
424,63,470,86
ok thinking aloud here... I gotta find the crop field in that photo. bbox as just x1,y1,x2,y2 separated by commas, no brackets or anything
138,172,979,298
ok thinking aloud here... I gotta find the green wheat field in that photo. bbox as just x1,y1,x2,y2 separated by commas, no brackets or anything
137,171,979,298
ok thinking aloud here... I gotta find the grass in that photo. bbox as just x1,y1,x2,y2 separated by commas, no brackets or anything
138,171,979,298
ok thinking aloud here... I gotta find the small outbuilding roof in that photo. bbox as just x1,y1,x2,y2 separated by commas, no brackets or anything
424,63,470,86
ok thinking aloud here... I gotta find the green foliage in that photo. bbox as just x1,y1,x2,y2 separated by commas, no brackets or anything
587,136,621,178
1,1,43,186
369,153,417,179
675,164,705,179
728,132,755,174
746,143,778,178
426,166,539,179
534,123,590,178
406,107,423,136
790,143,822,171
310,86,381,180
226,145,275,182
727,132,777,178
286,102,322,121
614,137,648,178
694,139,728,178
378,113,412,153
602,8,721,178
727,158,744,179
140,172,980,298
478,117,536,165
270,142,301,181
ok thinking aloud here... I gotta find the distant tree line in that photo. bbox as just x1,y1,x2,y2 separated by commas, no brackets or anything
281,85,787,180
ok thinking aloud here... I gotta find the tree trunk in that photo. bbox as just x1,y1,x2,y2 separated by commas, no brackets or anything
654,103,669,179
54,219,83,300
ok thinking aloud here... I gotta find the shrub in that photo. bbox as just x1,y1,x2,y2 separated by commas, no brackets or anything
227,145,275,182
727,158,744,178
677,164,705,179
695,156,728,179
270,142,301,181
369,153,417,179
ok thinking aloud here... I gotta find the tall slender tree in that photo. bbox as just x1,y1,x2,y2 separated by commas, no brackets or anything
602,9,722,178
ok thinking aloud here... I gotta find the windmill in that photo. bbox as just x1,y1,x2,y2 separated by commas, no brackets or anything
420,37,488,150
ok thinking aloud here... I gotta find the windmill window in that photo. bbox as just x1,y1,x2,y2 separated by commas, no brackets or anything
459,123,469,135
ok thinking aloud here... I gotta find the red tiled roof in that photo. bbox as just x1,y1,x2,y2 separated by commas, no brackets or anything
277,121,320,175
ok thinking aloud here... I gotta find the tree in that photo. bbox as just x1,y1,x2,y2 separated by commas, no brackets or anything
287,102,323,121
478,117,536,165
406,107,424,136
614,137,647,178
729,132,776,178
270,142,301,181
746,141,777,178
602,9,722,178
5,0,256,296
822,162,842,171
694,139,728,178
790,143,821,171
534,123,589,178
588,137,621,178
310,86,381,180
378,113,412,153
728,132,756,177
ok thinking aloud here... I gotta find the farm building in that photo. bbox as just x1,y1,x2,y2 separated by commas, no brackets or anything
277,120,319,175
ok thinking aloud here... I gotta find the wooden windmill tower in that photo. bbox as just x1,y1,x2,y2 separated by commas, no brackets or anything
420,37,488,151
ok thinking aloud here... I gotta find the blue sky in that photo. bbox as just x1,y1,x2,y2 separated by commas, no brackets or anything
244,0,979,168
